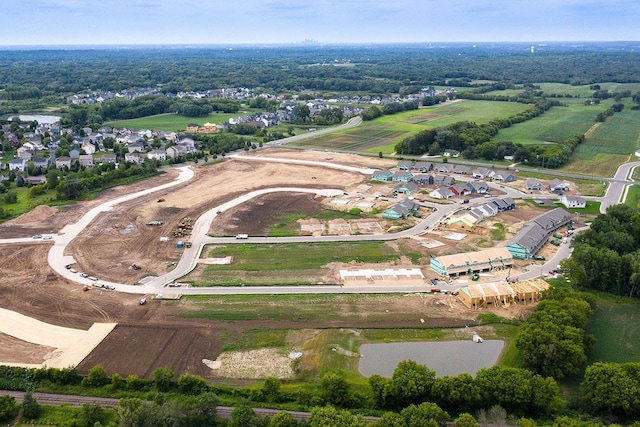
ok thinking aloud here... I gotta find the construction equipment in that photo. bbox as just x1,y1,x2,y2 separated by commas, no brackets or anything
185,241,192,248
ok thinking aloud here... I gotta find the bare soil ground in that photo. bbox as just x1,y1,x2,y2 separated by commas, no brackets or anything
0,153,547,379
215,192,323,236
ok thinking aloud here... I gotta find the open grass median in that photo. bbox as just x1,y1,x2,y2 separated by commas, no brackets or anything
187,241,403,286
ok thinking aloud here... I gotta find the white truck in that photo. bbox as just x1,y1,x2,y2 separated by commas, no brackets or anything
235,234,249,239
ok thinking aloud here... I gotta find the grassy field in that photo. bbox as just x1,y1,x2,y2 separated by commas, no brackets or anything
189,242,402,286
585,301,640,363
623,185,640,208
106,110,259,132
295,100,531,154
491,101,603,145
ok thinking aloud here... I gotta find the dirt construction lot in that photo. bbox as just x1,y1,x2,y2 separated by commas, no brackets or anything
0,149,551,379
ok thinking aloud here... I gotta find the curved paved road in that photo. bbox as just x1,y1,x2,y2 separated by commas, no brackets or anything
1,144,638,295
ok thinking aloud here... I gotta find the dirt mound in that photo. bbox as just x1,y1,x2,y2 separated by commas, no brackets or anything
10,205,58,225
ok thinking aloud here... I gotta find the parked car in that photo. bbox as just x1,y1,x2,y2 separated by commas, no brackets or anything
32,234,42,239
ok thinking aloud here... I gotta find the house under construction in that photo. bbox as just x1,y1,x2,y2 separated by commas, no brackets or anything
457,279,550,309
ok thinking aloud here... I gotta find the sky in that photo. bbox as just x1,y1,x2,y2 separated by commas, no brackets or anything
3,0,640,46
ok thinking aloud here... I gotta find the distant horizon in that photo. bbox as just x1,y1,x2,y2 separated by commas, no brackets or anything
2,1,638,47
1,40,639,50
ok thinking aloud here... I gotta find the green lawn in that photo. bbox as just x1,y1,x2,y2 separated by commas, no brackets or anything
106,110,259,132
188,241,403,286
296,100,531,154
585,301,640,363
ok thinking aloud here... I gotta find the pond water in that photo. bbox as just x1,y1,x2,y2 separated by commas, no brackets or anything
12,115,61,124
358,340,504,378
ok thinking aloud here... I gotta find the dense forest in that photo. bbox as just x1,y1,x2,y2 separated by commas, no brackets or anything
1,43,640,98
563,204,640,297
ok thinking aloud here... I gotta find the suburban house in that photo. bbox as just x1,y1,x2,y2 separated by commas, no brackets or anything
8,158,26,172
69,148,80,159
127,141,146,153
435,164,453,174
429,186,455,199
26,176,47,185
382,198,420,220
549,178,570,192
492,197,516,212
81,142,96,155
443,149,460,157
392,171,413,183
397,161,414,170
472,167,491,179
492,171,516,182
524,178,545,191
17,146,34,160
101,153,118,164
371,169,394,181
433,174,455,187
79,154,94,168
453,165,472,175
55,156,72,169
561,195,586,208
450,183,471,196
507,208,572,259
430,247,514,278
125,152,144,165
147,149,167,161
32,157,50,170
411,174,432,185
414,162,433,172
466,181,489,194
477,203,499,217
166,144,189,159
394,182,419,195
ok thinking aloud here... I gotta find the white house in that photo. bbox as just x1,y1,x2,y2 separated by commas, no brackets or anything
561,195,586,208
147,149,167,161
8,158,26,172
429,187,455,199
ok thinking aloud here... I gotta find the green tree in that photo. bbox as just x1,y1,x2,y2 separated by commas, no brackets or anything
153,366,174,392
374,412,405,427
177,373,208,395
320,372,351,407
292,104,311,122
229,402,262,427
262,376,281,402
82,365,110,388
269,411,299,427
387,360,436,408
454,413,479,427
309,406,368,427
78,403,105,427
0,395,18,422
581,362,640,416
21,391,42,420
4,190,17,204
400,402,449,427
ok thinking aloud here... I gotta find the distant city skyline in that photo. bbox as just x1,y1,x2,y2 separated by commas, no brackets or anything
3,0,639,46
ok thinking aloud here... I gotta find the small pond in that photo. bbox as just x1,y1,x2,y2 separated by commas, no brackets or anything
12,115,61,124
358,340,504,378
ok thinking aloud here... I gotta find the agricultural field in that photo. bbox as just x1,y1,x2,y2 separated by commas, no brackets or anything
585,301,640,364
295,100,531,154
106,110,259,132
187,241,403,286
491,100,603,146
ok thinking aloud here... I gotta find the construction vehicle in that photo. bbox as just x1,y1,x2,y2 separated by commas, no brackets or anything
139,298,147,305
185,241,192,248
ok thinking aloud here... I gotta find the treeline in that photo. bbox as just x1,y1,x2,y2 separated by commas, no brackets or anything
2,44,640,98
63,95,242,128
361,100,419,121
515,290,595,379
394,99,583,168
564,204,640,297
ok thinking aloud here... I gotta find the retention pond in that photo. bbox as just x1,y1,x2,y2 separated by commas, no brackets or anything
358,340,504,377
